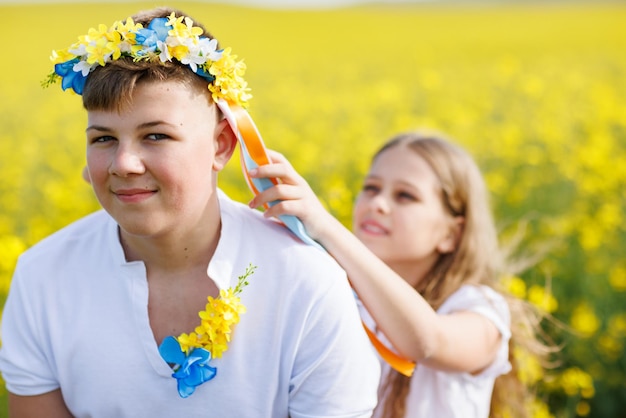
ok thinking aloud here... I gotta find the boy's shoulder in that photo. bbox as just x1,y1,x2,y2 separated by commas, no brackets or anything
217,190,342,270
218,189,304,245
19,210,111,262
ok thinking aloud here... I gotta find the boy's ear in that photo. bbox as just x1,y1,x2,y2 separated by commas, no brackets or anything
82,166,91,184
212,119,238,171
437,216,465,254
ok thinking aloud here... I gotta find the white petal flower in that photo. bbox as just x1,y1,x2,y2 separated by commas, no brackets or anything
157,40,171,63
69,44,87,57
74,60,94,76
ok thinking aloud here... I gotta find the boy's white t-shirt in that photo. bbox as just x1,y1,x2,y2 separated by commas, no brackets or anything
0,190,380,418
368,284,512,418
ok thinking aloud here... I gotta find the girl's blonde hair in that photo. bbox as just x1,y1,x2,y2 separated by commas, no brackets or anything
373,131,554,418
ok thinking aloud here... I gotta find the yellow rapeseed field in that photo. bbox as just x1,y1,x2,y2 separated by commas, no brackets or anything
1,1,624,416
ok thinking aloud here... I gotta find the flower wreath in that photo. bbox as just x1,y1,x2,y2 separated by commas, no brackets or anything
42,12,252,108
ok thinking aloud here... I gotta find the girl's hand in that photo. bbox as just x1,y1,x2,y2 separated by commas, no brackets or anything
248,149,332,241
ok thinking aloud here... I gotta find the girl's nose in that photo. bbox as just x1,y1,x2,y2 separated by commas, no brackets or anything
368,193,391,214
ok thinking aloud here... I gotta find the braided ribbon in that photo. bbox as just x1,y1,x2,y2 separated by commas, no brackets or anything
216,99,415,377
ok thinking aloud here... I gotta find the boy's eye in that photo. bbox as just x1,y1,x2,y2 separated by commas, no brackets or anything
91,135,115,143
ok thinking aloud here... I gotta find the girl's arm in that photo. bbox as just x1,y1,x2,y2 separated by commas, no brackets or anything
249,150,502,373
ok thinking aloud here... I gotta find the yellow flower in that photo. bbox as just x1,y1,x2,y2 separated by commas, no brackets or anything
609,265,626,291
608,313,626,337
514,346,544,385
576,401,591,416
86,24,109,43
50,48,75,64
208,47,252,106
528,285,558,313
558,367,595,397
45,13,252,107
178,332,203,353
85,36,114,66
176,264,256,359
502,275,526,298
168,45,189,62
112,17,143,35
167,13,204,42
529,398,555,418
570,302,600,337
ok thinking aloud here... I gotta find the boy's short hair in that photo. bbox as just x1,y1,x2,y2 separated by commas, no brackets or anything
82,7,216,112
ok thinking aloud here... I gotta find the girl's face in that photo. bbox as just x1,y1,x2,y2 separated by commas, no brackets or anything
85,80,234,240
353,144,458,285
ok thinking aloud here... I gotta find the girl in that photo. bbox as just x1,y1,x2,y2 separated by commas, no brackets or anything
250,131,551,417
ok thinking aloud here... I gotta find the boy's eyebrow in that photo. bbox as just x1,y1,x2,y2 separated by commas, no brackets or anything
86,124,111,132
86,120,175,132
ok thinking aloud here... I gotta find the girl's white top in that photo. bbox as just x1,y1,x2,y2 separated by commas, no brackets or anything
365,284,512,418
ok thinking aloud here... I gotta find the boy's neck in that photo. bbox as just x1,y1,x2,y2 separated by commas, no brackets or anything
118,219,221,274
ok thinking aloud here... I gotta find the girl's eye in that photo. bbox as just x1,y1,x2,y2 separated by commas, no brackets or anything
146,133,169,141
396,191,417,202
362,184,380,195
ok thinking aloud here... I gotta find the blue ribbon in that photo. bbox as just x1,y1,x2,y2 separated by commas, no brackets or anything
239,135,324,251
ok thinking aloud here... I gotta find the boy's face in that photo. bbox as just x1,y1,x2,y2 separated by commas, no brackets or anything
85,80,235,238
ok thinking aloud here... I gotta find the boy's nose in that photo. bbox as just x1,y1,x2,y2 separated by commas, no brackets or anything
109,144,145,177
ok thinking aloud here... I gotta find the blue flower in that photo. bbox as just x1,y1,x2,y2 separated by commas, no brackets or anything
159,336,217,398
54,59,87,94
147,17,170,42
133,28,159,55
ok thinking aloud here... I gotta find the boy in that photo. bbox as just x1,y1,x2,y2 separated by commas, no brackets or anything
0,7,380,417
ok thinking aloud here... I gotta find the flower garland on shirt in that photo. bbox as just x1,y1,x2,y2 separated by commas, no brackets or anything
159,264,256,398
42,11,252,108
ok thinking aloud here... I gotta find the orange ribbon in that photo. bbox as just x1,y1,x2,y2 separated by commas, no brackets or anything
362,322,415,377
217,99,415,377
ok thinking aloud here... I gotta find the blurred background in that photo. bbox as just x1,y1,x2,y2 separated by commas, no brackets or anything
0,0,624,416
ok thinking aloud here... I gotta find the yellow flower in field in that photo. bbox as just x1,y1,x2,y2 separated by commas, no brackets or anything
528,285,558,313
609,266,626,291
514,346,544,385
0,235,27,295
559,367,595,397
597,334,622,361
576,401,591,416
570,302,600,337
502,275,526,298
579,224,602,251
0,235,26,272
608,313,626,337
529,397,555,418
